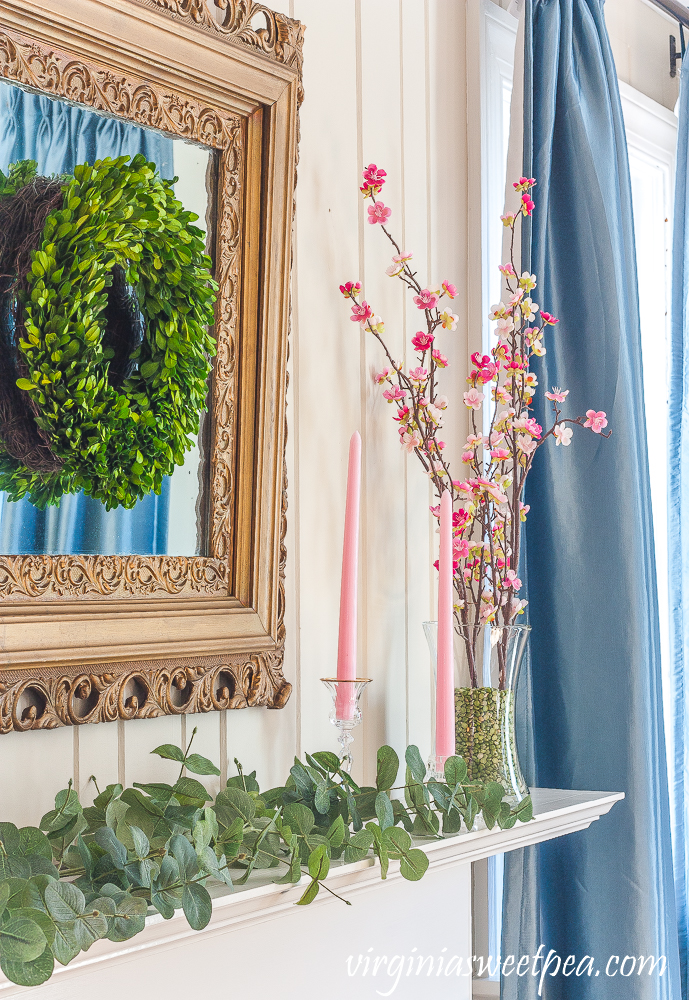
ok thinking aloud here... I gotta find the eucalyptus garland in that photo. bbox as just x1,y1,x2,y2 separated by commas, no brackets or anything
0,733,532,987
0,155,217,509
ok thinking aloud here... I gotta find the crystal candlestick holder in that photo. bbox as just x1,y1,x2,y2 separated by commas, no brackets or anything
321,678,372,773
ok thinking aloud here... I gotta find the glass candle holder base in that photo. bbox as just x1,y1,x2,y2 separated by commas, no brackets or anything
321,678,372,773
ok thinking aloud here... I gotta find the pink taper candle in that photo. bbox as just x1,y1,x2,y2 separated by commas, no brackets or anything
336,432,362,718
436,489,455,762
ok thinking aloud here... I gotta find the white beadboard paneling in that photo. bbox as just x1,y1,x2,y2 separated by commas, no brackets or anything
359,0,408,786
291,0,363,771
122,715,183,789
225,701,297,791
0,727,74,826
182,711,223,799
400,0,434,756
77,721,119,805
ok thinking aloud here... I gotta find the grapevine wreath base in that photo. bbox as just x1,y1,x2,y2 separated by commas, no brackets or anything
0,156,217,510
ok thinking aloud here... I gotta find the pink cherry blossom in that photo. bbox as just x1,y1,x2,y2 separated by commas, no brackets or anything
440,310,459,331
339,281,361,299
393,251,413,263
554,424,573,446
545,387,569,402
393,405,410,423
383,386,406,403
499,263,516,277
508,598,528,620
350,300,373,325
516,433,537,455
513,176,536,192
412,330,434,352
373,367,391,384
432,349,449,368
540,311,558,325
361,163,387,194
501,213,517,227
401,429,422,453
584,410,608,434
368,201,392,225
519,272,537,291
462,451,474,463
521,193,535,215
453,538,470,559
442,280,457,298
409,366,428,383
413,289,440,310
463,388,484,410
490,448,510,461
505,568,522,590
386,261,405,277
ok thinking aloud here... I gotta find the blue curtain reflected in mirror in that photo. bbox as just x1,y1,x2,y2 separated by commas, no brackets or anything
0,82,173,556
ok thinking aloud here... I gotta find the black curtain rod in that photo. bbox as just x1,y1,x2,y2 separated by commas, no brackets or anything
650,0,689,29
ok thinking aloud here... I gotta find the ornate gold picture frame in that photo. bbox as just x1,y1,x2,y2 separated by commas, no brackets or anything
0,0,303,732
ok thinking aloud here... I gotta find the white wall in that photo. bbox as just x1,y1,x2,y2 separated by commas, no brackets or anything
0,0,477,823
606,0,680,111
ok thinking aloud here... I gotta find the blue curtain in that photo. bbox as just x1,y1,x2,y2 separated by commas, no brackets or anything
501,2,681,997
0,82,173,555
669,45,689,1000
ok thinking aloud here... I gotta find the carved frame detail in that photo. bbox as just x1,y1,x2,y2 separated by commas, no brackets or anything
0,0,302,731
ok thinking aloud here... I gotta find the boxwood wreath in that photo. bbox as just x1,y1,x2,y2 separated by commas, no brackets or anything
0,732,532,987
0,156,217,509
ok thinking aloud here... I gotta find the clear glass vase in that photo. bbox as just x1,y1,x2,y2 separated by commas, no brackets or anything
423,621,529,800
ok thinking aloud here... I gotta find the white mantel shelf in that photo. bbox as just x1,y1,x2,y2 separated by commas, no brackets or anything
0,788,623,995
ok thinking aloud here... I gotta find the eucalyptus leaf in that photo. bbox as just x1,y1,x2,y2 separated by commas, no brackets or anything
184,754,221,777
307,844,330,881
405,745,427,784
170,834,199,882
0,946,54,987
94,827,127,870
0,917,47,962
296,879,320,906
182,882,212,931
374,792,395,832
44,882,85,923
376,745,400,791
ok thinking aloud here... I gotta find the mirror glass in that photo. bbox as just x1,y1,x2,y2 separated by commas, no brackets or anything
0,80,216,557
